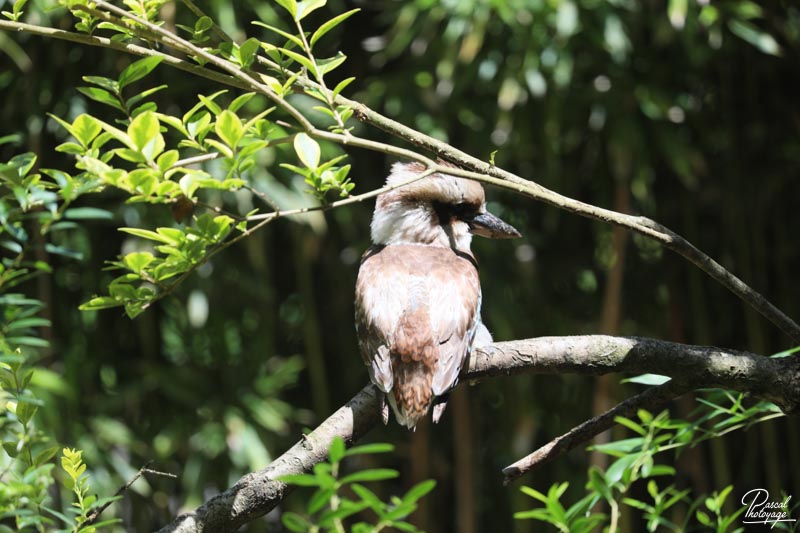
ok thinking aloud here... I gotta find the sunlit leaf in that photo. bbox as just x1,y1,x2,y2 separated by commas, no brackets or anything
118,56,164,89
296,0,326,21
310,8,360,47
728,20,782,56
293,133,320,170
215,110,244,149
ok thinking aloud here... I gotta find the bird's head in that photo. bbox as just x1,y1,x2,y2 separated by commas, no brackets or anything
370,162,521,252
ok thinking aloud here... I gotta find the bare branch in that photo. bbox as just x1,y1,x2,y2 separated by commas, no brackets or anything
501,380,692,484
158,336,800,532
85,461,177,527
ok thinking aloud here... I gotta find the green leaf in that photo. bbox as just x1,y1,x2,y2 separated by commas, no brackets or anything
3,442,20,458
310,9,360,47
15,400,38,425
215,110,244,149
350,483,384,511
239,38,261,69
45,244,83,260
328,436,345,463
120,227,175,244
82,75,119,93
198,93,225,116
128,111,160,152
71,114,102,147
339,468,398,485
56,142,85,155
278,47,316,72
118,56,164,89
157,150,180,172
274,0,297,19
127,84,169,109
332,77,356,98
6,317,51,330
296,0,326,21
281,512,310,532
293,133,320,170
402,479,436,504
520,485,548,504
195,16,213,31
79,296,123,311
316,52,347,76
64,207,113,220
252,21,303,48
77,87,125,112
728,20,782,56
341,440,392,456
308,487,335,514
614,416,646,436
668,0,687,29
230,92,256,113
33,446,60,467
606,454,638,485
124,251,155,274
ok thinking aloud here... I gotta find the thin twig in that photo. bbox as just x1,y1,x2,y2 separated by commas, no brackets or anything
0,20,249,90
501,380,692,484
84,461,177,527
178,0,231,44
245,166,437,221
171,152,219,168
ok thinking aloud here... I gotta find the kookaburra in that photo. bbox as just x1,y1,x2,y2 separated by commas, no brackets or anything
355,162,521,429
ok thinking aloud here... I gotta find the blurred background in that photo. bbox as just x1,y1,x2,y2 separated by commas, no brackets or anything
1,0,799,530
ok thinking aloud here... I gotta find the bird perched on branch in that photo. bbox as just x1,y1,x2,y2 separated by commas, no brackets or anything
355,162,521,429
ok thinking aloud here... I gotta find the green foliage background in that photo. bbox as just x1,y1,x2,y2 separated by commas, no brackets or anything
1,0,799,531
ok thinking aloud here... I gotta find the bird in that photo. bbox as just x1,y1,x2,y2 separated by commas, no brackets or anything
355,161,521,429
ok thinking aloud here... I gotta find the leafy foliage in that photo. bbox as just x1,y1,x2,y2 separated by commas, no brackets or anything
280,437,436,532
515,388,787,531
0,0,797,530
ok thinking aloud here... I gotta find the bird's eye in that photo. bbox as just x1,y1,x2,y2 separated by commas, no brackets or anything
432,201,478,222
452,202,478,218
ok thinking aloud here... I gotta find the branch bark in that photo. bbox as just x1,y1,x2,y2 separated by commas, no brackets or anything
158,335,800,532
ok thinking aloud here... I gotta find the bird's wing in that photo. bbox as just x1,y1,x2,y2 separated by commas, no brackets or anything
354,246,405,393
428,256,481,395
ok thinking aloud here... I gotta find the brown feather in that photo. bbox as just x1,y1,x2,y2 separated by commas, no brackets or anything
354,244,480,427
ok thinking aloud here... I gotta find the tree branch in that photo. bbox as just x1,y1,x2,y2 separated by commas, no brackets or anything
501,380,692,484
4,11,797,342
158,335,800,532
332,93,800,344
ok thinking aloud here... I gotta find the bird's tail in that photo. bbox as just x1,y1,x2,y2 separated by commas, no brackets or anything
389,305,437,429
390,361,433,428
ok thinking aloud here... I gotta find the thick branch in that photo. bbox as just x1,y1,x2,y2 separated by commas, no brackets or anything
470,336,800,413
158,336,800,532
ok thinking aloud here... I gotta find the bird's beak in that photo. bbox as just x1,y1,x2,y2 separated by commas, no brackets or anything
468,211,521,239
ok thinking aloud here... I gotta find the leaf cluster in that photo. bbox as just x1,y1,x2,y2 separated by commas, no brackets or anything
279,437,436,533
515,387,788,532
